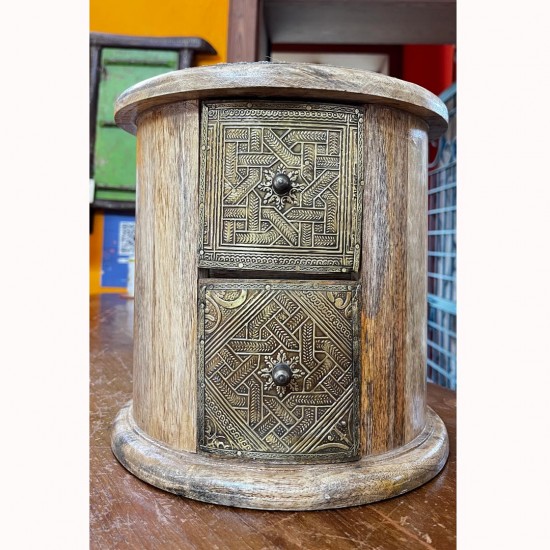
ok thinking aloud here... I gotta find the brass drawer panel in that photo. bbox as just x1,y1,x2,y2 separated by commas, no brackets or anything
198,280,360,463
199,101,364,273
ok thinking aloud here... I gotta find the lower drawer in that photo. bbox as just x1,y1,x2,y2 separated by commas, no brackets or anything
198,279,361,463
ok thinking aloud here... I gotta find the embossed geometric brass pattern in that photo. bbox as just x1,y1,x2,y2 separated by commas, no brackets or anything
199,101,364,272
198,280,360,463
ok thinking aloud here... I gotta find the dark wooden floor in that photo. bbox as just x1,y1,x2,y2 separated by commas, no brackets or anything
90,294,456,549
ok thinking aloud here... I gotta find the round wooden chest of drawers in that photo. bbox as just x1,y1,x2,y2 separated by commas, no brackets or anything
111,62,449,510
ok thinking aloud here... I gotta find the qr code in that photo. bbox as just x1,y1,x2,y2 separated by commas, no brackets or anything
118,221,135,256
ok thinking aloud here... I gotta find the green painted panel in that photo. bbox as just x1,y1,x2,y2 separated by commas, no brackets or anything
97,49,178,124
94,127,136,189
93,48,178,194
101,48,178,66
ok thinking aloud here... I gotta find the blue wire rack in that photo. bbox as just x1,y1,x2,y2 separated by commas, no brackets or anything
427,83,456,389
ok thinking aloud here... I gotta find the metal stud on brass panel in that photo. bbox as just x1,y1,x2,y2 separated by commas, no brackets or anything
271,173,293,196
110,62,450,511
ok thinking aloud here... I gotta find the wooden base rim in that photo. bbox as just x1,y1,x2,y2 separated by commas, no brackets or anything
111,402,449,511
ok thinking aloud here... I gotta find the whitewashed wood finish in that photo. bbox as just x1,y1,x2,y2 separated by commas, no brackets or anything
112,401,448,511
111,63,451,509
133,100,200,452
114,62,448,140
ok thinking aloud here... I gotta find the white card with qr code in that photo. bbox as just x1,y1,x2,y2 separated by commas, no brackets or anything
118,221,135,256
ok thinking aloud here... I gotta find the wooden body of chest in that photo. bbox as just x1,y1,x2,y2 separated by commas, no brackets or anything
111,62,449,510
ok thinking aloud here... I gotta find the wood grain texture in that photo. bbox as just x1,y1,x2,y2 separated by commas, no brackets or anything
227,0,260,62
406,125,429,441
359,106,429,455
112,401,447,511
91,294,456,548
132,100,199,452
112,68,449,509
114,62,448,139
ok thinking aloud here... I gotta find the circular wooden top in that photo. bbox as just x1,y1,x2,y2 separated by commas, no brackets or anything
114,62,448,139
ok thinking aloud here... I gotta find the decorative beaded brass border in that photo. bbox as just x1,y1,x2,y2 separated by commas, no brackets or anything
197,280,361,464
198,101,365,273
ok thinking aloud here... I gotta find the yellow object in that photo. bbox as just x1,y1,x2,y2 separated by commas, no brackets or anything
90,0,228,65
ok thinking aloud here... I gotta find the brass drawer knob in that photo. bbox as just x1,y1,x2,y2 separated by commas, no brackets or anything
272,173,293,196
271,362,293,386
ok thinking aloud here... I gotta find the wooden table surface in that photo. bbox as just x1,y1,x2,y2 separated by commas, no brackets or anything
90,294,456,549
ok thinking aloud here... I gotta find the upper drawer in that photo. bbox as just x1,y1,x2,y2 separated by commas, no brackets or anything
198,100,365,273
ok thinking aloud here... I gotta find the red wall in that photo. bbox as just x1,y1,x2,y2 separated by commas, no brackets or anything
403,45,455,96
